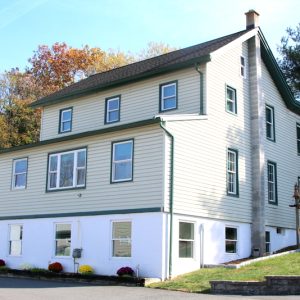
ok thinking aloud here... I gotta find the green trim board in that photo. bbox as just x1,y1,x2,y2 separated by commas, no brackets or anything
0,207,163,221
0,118,160,155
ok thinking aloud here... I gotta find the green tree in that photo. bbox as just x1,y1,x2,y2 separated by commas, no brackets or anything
278,23,300,99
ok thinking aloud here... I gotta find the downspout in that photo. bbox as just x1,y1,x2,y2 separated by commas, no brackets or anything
159,120,174,279
195,63,205,115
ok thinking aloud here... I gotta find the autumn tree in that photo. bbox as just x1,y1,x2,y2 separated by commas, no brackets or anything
137,42,178,60
278,23,300,99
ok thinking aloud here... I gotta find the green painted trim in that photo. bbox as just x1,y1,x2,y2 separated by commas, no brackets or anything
296,123,300,155
0,207,163,221
0,118,160,155
227,148,239,197
58,107,73,134
110,139,134,184
30,55,211,108
265,104,276,142
267,160,278,205
159,121,174,279
259,30,300,115
159,80,178,113
104,95,121,124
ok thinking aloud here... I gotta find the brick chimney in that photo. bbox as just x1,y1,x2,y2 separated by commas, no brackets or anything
245,10,259,29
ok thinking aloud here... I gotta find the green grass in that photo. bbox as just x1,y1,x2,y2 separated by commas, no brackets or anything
149,252,300,293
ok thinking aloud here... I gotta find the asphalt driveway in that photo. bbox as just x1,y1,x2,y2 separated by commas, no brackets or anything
0,277,299,300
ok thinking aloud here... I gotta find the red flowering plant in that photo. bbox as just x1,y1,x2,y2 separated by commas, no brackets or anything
117,266,134,277
48,262,63,273
0,259,5,267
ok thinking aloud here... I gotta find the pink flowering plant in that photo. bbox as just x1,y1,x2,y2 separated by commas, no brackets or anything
117,266,134,277
0,259,5,267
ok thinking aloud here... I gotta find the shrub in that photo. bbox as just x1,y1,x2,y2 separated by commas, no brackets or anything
19,263,34,270
117,266,134,277
78,264,94,274
0,259,5,267
48,262,63,273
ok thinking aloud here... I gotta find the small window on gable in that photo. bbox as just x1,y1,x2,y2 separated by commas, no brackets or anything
226,86,237,114
240,56,246,78
160,81,177,112
105,96,120,124
59,108,72,133
12,158,28,189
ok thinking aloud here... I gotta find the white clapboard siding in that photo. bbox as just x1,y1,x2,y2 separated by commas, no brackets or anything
0,125,165,217
40,68,201,141
262,62,300,229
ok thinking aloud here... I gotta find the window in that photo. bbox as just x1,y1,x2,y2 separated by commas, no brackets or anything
179,222,194,258
225,227,237,253
227,149,239,196
47,148,86,190
111,140,133,183
112,221,131,257
12,158,28,189
297,123,300,155
226,86,237,114
267,161,277,205
105,96,120,124
265,231,271,253
240,56,246,78
59,108,72,133
9,224,23,256
55,224,71,256
160,81,177,112
266,105,275,141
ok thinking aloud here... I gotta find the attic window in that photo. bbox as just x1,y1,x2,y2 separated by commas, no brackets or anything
240,56,246,78
59,108,72,133
160,81,178,112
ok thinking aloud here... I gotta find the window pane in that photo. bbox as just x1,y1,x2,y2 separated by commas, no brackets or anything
179,241,193,258
77,151,86,168
77,169,85,186
108,99,119,110
113,222,131,239
62,110,71,121
59,153,74,187
226,241,236,253
265,231,270,242
10,240,22,256
114,161,132,180
10,225,22,240
266,108,272,122
163,85,175,97
108,111,119,122
62,121,71,132
55,224,71,256
114,142,132,161
227,88,234,100
50,173,57,188
50,156,58,171
15,174,26,188
163,97,176,109
113,240,131,257
226,227,237,240
15,160,27,173
179,222,194,239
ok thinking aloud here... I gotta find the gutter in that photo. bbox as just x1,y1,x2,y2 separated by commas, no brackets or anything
194,63,205,115
158,119,174,279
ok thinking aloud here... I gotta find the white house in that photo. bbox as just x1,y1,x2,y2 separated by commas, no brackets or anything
0,10,299,279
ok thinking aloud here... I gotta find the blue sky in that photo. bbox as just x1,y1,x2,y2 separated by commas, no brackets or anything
0,0,299,73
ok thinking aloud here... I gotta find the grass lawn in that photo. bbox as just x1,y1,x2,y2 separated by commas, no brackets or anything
149,252,300,293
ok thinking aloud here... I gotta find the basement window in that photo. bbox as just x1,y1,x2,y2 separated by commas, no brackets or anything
225,227,237,254
179,222,194,258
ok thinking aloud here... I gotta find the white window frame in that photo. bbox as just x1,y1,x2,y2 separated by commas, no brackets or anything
240,56,246,78
105,96,120,123
12,158,28,190
111,140,133,183
178,221,195,258
266,105,275,141
225,226,238,254
227,149,238,196
54,223,72,257
9,224,23,256
47,148,86,191
226,85,237,114
111,221,132,258
160,81,177,112
59,108,72,133
265,231,271,253
267,161,277,204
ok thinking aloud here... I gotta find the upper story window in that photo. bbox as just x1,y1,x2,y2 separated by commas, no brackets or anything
267,161,277,205
179,222,194,258
240,56,246,78
266,105,275,141
227,149,239,196
112,221,132,257
111,140,133,183
159,81,177,112
226,85,237,114
296,123,300,155
105,96,120,124
9,224,23,256
55,223,71,256
59,108,72,133
12,158,28,189
225,227,237,254
47,148,86,191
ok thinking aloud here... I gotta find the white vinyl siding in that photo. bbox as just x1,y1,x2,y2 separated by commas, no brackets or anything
9,224,23,256
12,158,28,189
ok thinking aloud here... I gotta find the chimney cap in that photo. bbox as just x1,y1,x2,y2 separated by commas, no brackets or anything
245,9,260,29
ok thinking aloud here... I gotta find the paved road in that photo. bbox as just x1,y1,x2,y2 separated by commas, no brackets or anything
0,277,299,300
